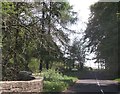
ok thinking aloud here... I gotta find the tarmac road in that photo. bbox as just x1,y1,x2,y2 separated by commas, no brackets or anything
63,71,119,94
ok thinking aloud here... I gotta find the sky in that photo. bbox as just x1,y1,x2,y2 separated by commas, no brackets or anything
68,0,99,69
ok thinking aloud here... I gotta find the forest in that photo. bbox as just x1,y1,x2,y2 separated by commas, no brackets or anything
1,1,119,87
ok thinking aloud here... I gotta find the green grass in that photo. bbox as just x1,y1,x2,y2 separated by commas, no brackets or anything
114,78,120,82
38,69,78,92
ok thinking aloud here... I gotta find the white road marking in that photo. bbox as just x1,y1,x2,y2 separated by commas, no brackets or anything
101,89,104,94
94,71,104,94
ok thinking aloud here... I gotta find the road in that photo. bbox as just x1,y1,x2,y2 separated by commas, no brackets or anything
63,71,119,94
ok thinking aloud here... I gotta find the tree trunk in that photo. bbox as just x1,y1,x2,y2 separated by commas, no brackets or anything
14,2,19,68
46,61,49,70
13,2,20,80
80,63,83,70
39,60,43,72
25,63,30,71
72,61,74,68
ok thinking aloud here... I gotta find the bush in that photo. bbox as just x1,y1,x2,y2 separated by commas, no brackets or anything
114,78,120,82
41,69,63,81
28,58,39,73
44,81,68,92
40,69,77,92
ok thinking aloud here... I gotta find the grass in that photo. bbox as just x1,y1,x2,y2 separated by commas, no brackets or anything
114,78,120,82
38,69,78,92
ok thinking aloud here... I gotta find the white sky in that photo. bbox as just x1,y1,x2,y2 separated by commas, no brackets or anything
68,0,99,69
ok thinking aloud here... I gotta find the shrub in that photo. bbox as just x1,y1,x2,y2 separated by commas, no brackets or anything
40,69,77,92
114,78,120,82
28,58,39,73
43,81,68,92
41,69,63,81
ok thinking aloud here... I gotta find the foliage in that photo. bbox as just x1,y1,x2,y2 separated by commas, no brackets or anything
44,81,68,92
1,2,15,15
114,78,120,82
2,1,77,80
84,2,118,75
39,69,77,92
63,67,89,79
66,38,86,69
41,69,64,81
28,58,39,73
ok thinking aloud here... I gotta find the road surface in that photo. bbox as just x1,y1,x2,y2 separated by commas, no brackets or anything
63,71,119,94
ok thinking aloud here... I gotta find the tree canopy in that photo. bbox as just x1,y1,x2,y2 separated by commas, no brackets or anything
84,2,118,76
2,1,78,80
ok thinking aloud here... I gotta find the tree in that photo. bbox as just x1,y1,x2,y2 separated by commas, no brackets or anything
67,38,86,70
2,2,35,80
2,1,77,80
32,1,77,70
84,2,118,76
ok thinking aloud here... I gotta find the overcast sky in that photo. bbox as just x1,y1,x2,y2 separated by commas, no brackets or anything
68,0,99,33
68,0,99,68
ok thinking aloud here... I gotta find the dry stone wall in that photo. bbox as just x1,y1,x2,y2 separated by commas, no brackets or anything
0,78,43,93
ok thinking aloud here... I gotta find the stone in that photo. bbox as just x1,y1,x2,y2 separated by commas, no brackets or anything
0,78,43,92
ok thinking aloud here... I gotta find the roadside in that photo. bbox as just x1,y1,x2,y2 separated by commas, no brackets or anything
34,69,78,92
63,70,119,94
114,78,120,83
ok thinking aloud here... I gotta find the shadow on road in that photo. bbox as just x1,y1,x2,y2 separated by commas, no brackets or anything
63,70,120,93
64,80,119,94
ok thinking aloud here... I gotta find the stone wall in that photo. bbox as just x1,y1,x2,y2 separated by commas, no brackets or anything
0,78,43,93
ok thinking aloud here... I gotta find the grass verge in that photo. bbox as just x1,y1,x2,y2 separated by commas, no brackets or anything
114,78,120,82
39,69,78,92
